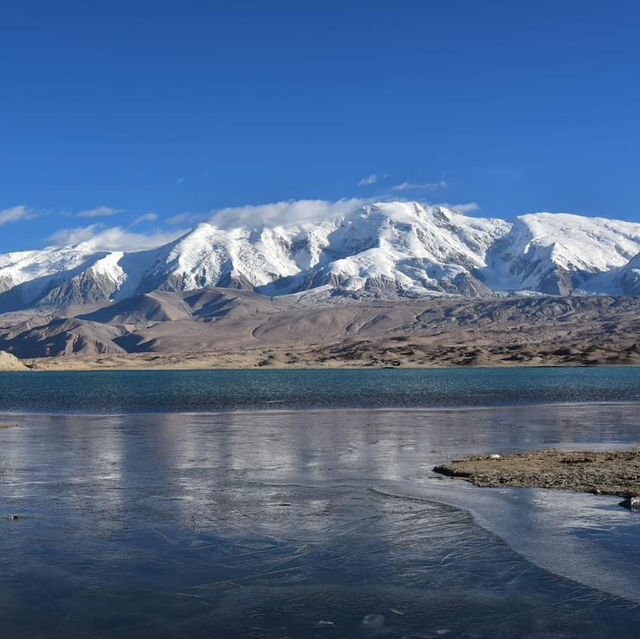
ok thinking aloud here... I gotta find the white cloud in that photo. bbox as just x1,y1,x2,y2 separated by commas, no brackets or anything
48,224,185,252
391,181,448,192
41,197,481,253
447,202,480,214
0,205,30,226
167,212,207,226
431,202,480,214
131,212,159,226
76,206,122,219
48,226,99,246
209,198,369,229
358,173,388,187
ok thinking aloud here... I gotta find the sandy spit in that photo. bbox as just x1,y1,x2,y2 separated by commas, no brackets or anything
434,449,640,507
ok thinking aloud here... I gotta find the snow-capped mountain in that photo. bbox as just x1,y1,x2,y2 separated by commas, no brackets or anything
582,253,640,296
2,201,640,312
480,213,640,295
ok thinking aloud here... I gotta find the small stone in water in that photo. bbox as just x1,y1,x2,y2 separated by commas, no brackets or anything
315,620,336,629
362,614,385,630
621,496,640,511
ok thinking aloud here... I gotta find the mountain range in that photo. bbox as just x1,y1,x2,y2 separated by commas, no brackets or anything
2,201,640,314
1,201,640,365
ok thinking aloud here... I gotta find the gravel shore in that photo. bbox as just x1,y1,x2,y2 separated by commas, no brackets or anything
434,449,640,507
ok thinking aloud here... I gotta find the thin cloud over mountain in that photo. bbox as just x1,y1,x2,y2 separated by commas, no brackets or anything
131,213,159,226
0,205,30,226
76,206,123,219
208,198,370,228
391,181,448,192
48,224,185,252
358,173,388,187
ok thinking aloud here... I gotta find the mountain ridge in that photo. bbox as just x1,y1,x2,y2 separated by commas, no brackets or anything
2,202,640,313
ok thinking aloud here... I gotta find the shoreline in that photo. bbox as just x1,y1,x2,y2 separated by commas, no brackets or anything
434,449,640,508
3,358,640,372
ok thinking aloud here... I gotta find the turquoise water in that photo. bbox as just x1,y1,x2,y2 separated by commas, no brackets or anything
1,367,640,412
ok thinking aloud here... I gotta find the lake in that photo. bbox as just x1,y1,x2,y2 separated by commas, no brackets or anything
1,369,640,637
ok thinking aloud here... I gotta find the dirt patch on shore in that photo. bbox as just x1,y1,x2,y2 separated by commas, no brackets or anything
434,449,640,505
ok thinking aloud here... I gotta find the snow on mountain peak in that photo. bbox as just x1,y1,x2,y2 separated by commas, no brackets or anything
517,212,640,271
2,202,640,311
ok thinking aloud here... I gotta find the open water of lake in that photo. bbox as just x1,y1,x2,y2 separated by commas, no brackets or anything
1,369,640,637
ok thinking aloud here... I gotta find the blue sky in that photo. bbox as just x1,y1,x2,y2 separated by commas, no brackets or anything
1,0,639,252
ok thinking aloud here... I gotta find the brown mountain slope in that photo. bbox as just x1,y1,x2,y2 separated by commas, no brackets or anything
0,290,639,368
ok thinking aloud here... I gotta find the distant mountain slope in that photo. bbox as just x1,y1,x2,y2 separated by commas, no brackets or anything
0,317,126,357
481,214,640,294
2,290,640,365
584,253,640,296
78,291,192,324
1,202,640,313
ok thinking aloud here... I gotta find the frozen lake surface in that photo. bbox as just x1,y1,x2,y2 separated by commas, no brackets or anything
1,397,640,637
